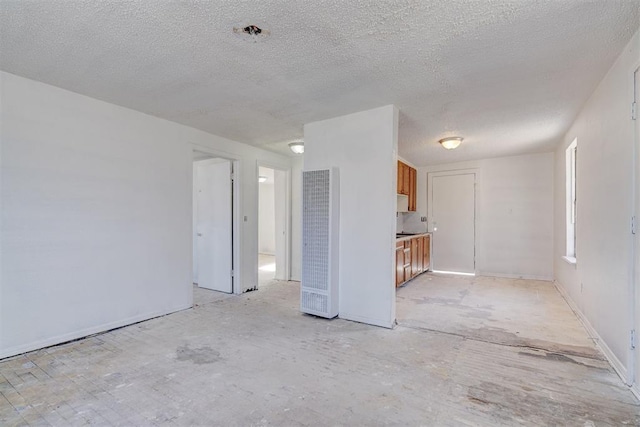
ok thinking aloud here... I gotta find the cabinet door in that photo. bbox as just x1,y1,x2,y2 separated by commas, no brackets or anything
397,161,403,194
402,163,410,195
404,242,411,280
409,167,417,211
396,244,404,286
416,237,423,273
411,238,419,277
423,234,431,271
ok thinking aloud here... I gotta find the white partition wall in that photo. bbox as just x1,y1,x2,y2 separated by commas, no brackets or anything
303,105,398,328
0,71,291,358
554,29,640,386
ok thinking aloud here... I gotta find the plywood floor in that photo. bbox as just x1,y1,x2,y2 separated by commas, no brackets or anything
1,274,638,426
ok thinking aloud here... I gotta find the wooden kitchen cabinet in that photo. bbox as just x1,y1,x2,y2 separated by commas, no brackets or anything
411,238,419,277
408,167,416,211
423,234,431,271
395,233,431,287
416,236,423,274
397,160,417,211
396,241,404,286
404,240,411,280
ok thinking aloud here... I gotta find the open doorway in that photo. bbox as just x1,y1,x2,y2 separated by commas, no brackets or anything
258,165,288,287
193,151,234,302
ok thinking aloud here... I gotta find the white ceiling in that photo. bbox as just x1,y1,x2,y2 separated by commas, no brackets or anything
1,1,638,165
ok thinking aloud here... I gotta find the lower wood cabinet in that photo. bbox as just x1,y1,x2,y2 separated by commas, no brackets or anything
396,241,404,286
396,234,431,287
423,234,431,271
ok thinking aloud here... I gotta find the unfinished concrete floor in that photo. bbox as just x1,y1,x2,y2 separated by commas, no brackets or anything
1,274,639,426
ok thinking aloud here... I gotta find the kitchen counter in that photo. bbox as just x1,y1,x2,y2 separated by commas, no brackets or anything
396,232,431,242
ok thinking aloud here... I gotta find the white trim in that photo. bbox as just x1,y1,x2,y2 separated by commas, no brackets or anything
427,168,480,275
554,281,630,386
561,256,577,265
565,139,578,259
189,144,242,294
478,271,554,281
339,312,394,329
256,160,292,283
0,304,191,360
432,270,476,277
632,383,640,401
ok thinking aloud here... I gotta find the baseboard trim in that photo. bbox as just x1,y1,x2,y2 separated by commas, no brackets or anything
632,383,640,401
339,312,393,329
478,271,553,281
553,281,630,385
0,304,192,360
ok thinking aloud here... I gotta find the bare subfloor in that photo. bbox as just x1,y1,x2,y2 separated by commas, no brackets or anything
2,274,638,426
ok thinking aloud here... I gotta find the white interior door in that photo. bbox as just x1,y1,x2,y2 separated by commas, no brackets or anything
196,159,233,293
431,173,476,274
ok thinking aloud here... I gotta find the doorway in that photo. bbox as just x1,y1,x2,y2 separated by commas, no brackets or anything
258,165,288,287
427,170,477,275
193,152,234,294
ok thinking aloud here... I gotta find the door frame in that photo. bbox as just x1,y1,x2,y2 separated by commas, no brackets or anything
629,62,640,391
427,168,480,275
256,160,292,284
191,144,241,294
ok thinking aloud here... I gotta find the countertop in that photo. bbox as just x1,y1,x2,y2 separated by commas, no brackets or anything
395,232,431,242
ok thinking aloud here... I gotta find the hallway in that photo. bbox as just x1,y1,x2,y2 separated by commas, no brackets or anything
1,275,638,426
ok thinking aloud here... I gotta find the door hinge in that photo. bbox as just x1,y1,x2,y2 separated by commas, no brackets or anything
231,269,234,278
632,216,636,235
631,329,636,350
632,102,637,120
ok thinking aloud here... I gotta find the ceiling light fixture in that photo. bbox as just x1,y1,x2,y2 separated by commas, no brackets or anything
288,141,304,154
439,137,463,150
258,176,268,183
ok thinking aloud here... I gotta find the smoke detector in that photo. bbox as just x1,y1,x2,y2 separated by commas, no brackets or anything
233,24,270,43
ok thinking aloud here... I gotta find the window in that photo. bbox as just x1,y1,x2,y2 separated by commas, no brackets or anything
564,138,577,263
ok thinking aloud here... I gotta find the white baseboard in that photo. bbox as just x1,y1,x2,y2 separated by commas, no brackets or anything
632,383,640,401
339,312,393,329
478,271,554,281
553,281,630,385
0,304,192,360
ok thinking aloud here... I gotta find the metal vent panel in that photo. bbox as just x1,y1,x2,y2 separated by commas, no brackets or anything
302,169,330,291
301,290,328,315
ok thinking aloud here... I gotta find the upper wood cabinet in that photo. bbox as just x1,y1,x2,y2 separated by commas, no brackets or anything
397,160,416,211
408,167,416,211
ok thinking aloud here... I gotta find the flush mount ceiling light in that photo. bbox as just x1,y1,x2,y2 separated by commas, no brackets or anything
439,137,463,150
258,175,268,183
288,141,304,154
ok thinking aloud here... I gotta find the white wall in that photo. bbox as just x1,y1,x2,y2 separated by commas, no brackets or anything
304,105,398,328
419,152,555,280
554,29,639,384
0,71,291,358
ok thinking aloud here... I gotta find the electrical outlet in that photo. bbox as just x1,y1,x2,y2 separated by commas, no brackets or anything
420,216,427,222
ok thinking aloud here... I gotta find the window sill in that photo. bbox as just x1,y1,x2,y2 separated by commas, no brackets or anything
562,256,577,266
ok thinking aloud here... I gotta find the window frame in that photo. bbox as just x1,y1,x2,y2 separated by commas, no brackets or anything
564,138,578,264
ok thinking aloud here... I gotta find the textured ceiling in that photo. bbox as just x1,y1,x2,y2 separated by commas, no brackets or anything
1,1,638,165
